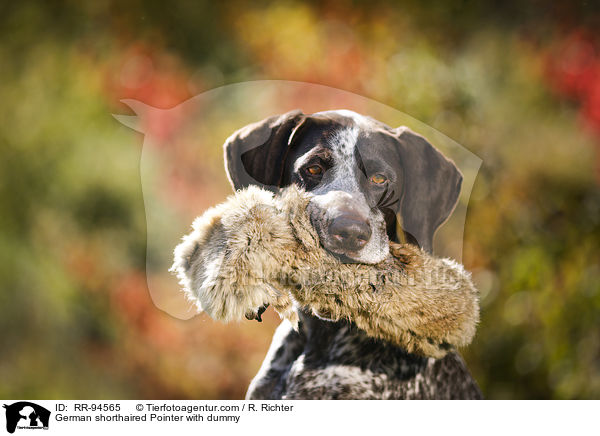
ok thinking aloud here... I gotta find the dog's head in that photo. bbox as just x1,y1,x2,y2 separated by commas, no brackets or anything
224,110,462,263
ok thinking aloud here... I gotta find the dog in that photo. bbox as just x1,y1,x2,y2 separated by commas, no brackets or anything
223,109,482,399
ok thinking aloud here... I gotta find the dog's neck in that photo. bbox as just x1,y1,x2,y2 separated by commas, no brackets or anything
296,308,428,364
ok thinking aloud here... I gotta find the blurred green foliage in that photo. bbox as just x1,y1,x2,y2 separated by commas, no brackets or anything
0,1,598,399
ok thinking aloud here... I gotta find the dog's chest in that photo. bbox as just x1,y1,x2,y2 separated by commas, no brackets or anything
247,313,482,400
283,358,437,400
281,321,436,399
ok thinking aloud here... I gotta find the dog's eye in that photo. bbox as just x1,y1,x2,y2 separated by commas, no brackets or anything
370,174,387,184
306,165,323,175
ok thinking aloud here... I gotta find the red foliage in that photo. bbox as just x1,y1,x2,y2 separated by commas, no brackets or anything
103,43,194,142
105,43,192,109
545,30,600,179
546,31,600,100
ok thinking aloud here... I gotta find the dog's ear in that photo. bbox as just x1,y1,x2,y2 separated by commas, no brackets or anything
393,127,462,253
223,110,306,191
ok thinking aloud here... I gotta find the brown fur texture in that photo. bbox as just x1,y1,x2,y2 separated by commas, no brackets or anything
171,186,479,358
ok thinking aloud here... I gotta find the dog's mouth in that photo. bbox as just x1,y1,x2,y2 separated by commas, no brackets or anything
326,248,364,264
307,207,370,264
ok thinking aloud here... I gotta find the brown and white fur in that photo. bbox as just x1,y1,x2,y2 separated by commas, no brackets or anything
172,185,479,359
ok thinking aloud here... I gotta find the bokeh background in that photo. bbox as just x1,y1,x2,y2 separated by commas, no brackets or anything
1,0,599,399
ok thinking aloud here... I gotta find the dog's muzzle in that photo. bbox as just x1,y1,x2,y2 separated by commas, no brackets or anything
328,209,372,252
307,191,374,261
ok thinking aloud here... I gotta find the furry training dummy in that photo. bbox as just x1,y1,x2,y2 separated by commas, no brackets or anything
171,186,479,358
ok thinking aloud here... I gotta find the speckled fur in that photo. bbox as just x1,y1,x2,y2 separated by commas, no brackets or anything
248,314,482,399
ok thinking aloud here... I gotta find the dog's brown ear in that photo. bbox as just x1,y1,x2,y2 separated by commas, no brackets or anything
223,110,306,191
393,127,462,253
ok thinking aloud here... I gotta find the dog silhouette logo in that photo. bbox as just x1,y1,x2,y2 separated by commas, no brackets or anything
3,402,50,433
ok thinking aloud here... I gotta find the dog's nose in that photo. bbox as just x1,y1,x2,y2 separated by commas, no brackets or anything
328,214,372,252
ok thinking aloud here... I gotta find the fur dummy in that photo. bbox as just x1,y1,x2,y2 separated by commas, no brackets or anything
171,186,479,358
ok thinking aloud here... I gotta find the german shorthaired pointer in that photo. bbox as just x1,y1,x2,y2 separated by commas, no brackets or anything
224,110,482,399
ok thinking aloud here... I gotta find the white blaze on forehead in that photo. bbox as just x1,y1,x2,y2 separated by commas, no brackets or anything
326,126,360,192
313,109,375,162
319,110,375,181
329,125,359,157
